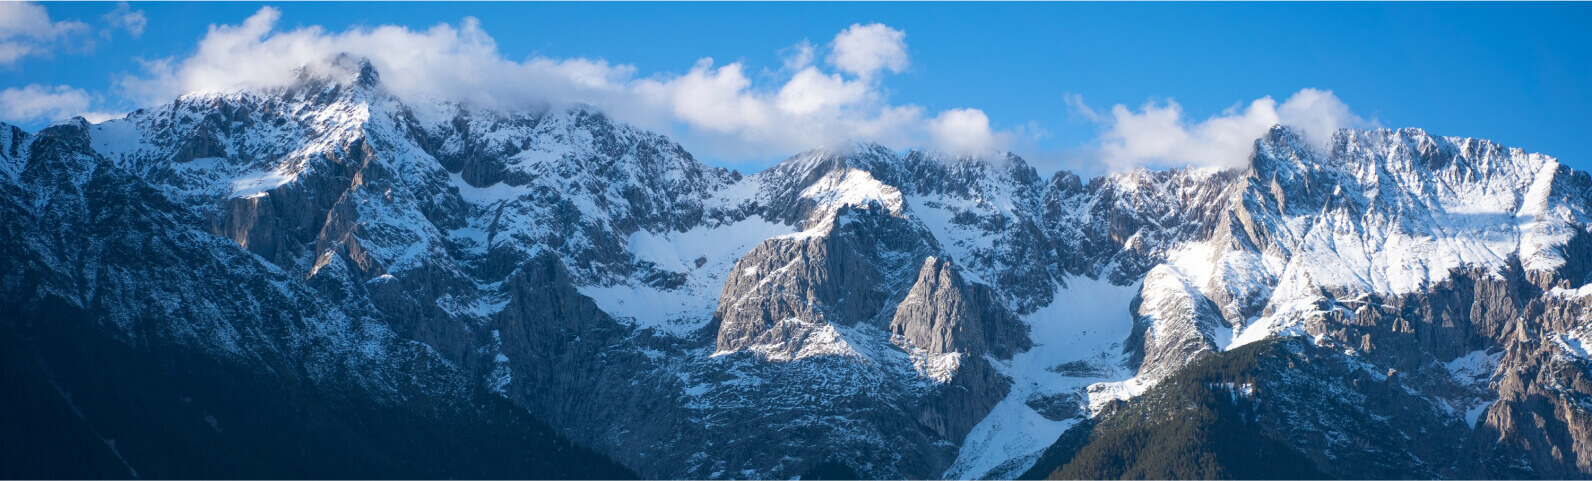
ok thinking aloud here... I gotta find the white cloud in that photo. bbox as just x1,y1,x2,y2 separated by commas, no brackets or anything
103,2,148,38
0,84,119,124
1063,93,1102,122
635,59,770,134
117,9,1015,161
827,23,909,79
0,2,92,65
1077,89,1373,171
928,108,1012,156
775,67,869,116
120,10,637,113
1276,88,1370,147
781,40,815,71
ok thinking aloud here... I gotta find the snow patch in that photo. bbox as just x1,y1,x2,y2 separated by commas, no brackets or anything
946,277,1140,480
1444,349,1503,383
626,218,791,274
800,167,904,215
447,171,525,205
1467,400,1497,428
1086,377,1155,413
489,352,512,394
580,217,792,337
1555,331,1592,359
230,169,300,198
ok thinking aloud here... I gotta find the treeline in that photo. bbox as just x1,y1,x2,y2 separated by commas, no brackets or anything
1021,341,1325,480
0,297,635,479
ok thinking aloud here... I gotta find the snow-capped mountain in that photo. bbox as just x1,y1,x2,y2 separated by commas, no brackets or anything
4,59,1591,479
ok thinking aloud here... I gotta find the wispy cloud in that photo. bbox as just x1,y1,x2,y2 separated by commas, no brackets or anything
102,2,148,39
0,2,92,66
0,84,119,124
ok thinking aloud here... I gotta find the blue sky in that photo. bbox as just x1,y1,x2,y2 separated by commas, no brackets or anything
3,2,1589,175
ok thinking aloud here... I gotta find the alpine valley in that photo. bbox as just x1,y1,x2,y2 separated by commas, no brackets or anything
6,59,1592,479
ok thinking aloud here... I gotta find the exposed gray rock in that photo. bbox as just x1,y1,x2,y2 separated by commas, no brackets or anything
891,256,1031,359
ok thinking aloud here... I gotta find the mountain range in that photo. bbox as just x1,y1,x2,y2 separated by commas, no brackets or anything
4,58,1592,479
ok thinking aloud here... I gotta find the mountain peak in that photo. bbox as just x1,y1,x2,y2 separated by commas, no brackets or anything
792,139,896,160
290,53,382,91
1257,124,1311,148
767,140,899,178
338,54,381,89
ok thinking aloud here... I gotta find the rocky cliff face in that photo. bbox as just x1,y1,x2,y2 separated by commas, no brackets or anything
0,115,633,479
1019,127,1592,479
5,59,1592,479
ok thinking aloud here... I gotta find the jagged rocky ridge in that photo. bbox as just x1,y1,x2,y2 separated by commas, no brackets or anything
3,58,1592,479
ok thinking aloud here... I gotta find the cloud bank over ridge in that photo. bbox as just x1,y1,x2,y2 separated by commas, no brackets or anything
1069,89,1376,172
116,7,1014,160
6,2,1381,173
